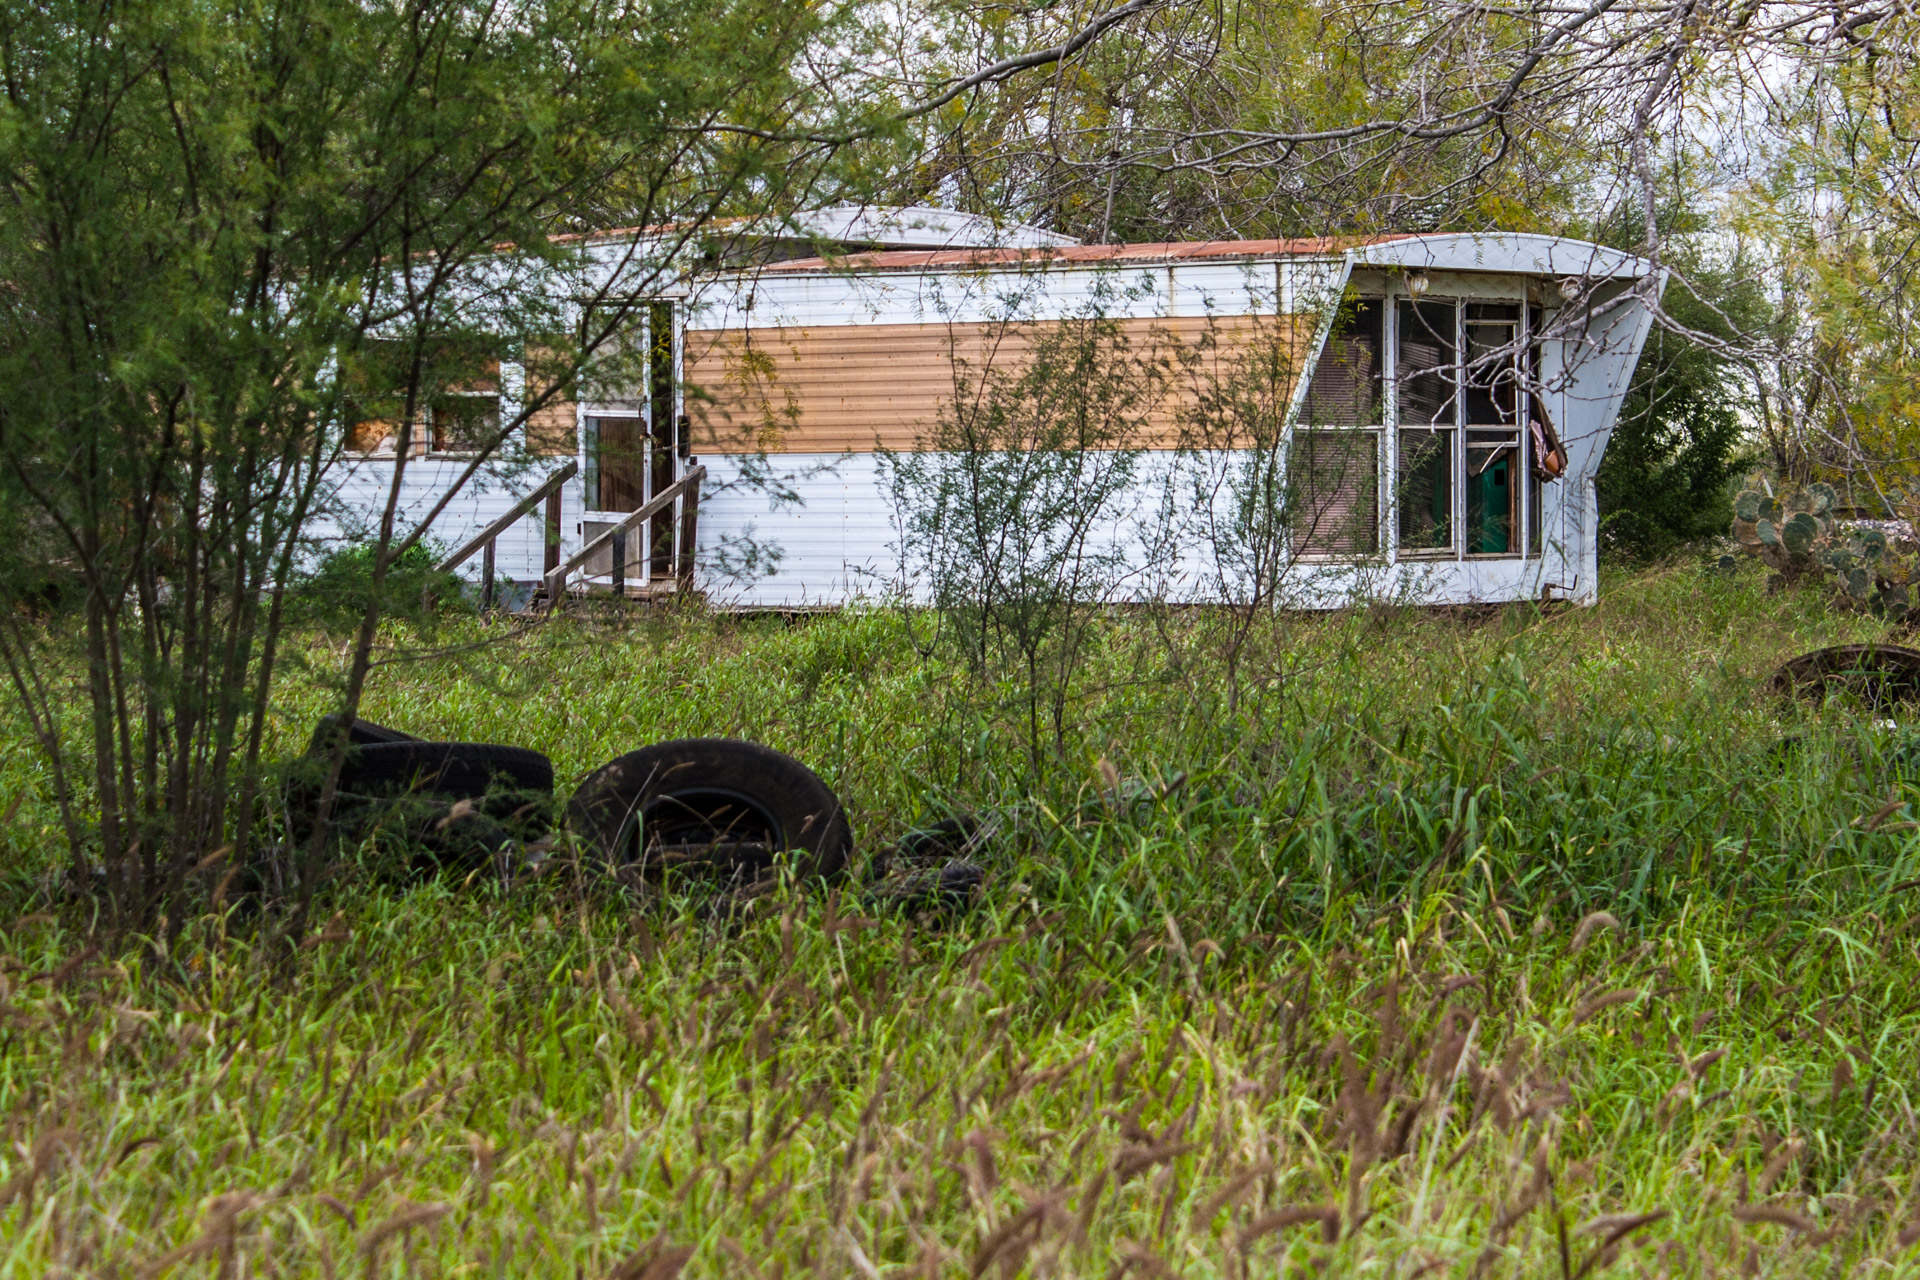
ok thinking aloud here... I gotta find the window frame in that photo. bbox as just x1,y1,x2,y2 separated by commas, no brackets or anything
1390,294,1463,559
425,389,503,459
1291,292,1386,561
1374,279,1537,563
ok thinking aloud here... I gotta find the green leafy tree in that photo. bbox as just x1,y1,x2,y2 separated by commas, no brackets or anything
0,0,869,922
1597,240,1767,558
881,278,1168,768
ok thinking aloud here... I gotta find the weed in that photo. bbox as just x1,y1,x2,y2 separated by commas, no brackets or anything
2,562,1919,1274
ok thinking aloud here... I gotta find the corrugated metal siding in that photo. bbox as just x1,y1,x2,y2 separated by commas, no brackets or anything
687,259,1306,333
304,445,1591,612
689,448,1586,610
693,454,903,607
686,314,1310,455
311,456,584,583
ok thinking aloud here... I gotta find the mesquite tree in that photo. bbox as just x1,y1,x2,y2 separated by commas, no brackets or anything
0,0,865,920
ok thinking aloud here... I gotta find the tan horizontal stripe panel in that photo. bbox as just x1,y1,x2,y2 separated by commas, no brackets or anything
685,316,1308,454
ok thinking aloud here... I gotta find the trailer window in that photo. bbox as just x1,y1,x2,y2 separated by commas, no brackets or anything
1397,300,1457,427
1397,428,1452,551
1395,299,1457,552
1292,296,1383,557
1293,430,1379,556
428,391,500,456
1462,304,1521,554
1303,297,1383,425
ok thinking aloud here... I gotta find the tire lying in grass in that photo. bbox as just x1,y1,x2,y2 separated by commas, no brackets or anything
305,713,423,754
332,741,552,801
1772,644,1920,706
892,813,984,864
868,859,985,913
862,813,988,914
566,737,852,885
288,733,555,875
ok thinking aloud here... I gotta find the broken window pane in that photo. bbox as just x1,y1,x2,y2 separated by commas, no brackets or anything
1303,297,1383,425
1466,430,1519,555
1397,300,1457,426
344,412,398,455
1397,428,1453,551
1291,429,1379,556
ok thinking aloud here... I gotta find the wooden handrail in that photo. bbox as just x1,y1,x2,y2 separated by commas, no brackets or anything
545,464,706,604
435,460,578,573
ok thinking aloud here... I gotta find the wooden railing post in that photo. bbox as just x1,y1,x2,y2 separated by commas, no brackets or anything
436,460,578,575
543,464,706,612
544,489,562,576
676,466,702,590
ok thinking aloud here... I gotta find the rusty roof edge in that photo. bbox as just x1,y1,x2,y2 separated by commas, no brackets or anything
715,231,1655,280
735,235,1396,275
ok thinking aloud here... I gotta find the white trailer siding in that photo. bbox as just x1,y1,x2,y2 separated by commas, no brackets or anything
679,233,1660,610
311,456,586,584
316,231,1658,612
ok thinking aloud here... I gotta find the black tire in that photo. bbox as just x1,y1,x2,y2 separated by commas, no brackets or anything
567,738,852,883
306,714,423,756
1773,643,1920,706
868,860,985,914
895,814,984,863
337,741,553,799
287,741,554,845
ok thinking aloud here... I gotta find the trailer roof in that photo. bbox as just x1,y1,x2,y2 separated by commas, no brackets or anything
745,231,1655,281
754,236,1403,273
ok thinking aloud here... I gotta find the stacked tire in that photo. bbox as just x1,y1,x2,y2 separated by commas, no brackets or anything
283,722,977,913
290,715,554,877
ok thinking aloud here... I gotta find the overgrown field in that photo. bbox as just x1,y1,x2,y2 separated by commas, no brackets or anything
8,563,1920,1277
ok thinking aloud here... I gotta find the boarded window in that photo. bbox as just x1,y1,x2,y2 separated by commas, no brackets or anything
1398,300,1457,426
1302,297,1383,425
1292,430,1379,556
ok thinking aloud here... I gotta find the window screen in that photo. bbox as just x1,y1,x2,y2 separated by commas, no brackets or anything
1397,429,1453,551
1302,298,1384,425
1292,430,1379,556
1528,305,1544,555
585,415,647,513
1465,303,1521,427
1397,300,1457,426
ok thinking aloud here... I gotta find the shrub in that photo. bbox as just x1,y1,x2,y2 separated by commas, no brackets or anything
300,542,471,626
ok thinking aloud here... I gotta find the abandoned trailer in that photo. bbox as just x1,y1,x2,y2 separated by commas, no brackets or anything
316,211,1661,610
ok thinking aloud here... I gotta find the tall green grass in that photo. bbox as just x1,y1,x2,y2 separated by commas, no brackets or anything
4,561,1920,1276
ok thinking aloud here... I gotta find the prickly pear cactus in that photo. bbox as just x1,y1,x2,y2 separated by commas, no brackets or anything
1730,476,1835,584
1731,475,1919,620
